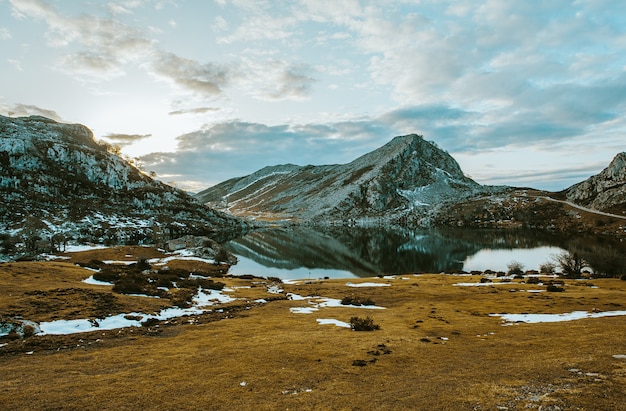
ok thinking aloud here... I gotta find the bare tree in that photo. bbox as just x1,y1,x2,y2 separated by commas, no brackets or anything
553,251,589,278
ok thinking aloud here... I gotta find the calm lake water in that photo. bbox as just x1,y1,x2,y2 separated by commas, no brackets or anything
224,226,626,279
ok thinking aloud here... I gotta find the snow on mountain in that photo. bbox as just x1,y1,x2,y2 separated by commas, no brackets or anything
0,115,245,248
196,134,503,225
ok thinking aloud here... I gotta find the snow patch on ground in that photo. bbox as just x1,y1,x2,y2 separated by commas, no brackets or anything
288,294,386,314
345,282,391,287
493,310,626,324
35,287,236,336
82,276,113,286
316,318,351,328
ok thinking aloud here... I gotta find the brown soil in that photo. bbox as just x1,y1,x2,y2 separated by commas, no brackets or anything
2,246,626,410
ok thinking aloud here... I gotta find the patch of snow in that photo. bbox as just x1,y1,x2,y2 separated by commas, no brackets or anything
612,354,626,359
453,282,517,287
150,255,215,266
492,310,626,324
345,282,390,287
64,244,110,253
316,318,351,328
290,307,318,314
267,285,283,294
36,287,236,336
82,276,113,286
289,295,385,314
193,288,236,306
41,254,71,261
102,260,136,265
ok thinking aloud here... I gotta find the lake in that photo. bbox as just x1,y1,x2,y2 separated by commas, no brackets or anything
224,226,626,279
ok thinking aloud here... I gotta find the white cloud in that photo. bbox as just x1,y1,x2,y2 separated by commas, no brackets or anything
9,0,153,79
0,27,11,40
1,103,64,121
149,51,231,97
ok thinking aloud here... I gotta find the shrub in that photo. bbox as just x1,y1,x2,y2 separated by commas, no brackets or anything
341,295,375,306
547,285,565,292
539,262,556,274
349,316,380,331
93,269,121,283
507,261,525,275
22,324,36,338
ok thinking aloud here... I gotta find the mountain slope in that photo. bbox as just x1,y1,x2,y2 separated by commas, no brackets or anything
565,152,626,215
0,115,245,246
196,134,496,224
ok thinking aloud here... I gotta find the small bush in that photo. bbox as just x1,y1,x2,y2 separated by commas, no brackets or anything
93,270,121,283
547,285,565,292
507,261,525,275
349,316,380,331
341,295,375,306
22,324,36,338
539,262,556,274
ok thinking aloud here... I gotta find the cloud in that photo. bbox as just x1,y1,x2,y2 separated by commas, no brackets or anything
247,60,316,101
149,51,231,97
103,133,152,147
8,0,153,79
1,103,64,121
0,27,11,40
140,118,386,188
168,107,221,116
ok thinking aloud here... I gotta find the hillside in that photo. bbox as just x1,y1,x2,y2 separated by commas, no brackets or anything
0,115,245,251
565,152,626,215
196,134,503,225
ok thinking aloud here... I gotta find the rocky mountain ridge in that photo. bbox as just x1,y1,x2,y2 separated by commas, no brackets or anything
196,134,505,225
0,115,245,251
565,152,626,215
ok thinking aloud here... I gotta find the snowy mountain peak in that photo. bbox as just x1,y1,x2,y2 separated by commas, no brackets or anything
196,134,487,224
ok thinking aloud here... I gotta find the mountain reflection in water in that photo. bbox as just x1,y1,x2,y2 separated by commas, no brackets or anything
223,226,626,279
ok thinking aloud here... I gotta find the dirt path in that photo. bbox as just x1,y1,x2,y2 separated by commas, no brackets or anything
536,196,626,220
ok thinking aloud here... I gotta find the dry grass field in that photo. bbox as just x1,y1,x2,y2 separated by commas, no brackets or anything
1,246,626,410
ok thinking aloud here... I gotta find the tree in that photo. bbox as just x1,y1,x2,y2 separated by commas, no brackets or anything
553,251,589,278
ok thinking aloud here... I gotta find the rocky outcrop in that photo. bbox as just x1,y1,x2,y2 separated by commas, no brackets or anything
0,115,245,248
565,152,626,214
196,134,500,225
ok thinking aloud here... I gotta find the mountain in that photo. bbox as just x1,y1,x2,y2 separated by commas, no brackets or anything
196,134,500,225
0,115,245,249
564,152,626,215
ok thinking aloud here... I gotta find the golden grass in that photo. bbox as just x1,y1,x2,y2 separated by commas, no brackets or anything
1,248,626,410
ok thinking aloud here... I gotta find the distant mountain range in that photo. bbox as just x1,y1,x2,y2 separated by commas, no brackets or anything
0,115,245,248
1,115,624,255
195,134,506,225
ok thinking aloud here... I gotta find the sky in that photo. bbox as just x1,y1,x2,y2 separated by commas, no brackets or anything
1,0,625,192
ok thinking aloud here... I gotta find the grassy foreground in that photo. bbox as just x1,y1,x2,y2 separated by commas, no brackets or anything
1,247,626,410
